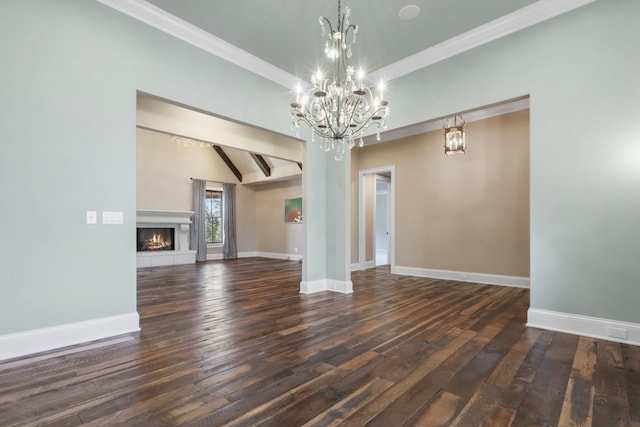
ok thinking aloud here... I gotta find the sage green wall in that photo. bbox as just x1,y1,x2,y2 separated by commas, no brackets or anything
387,0,640,322
0,0,295,335
302,133,327,283
325,149,351,282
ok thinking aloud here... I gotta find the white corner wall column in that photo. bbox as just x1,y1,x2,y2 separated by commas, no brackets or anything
300,137,353,294
136,210,196,267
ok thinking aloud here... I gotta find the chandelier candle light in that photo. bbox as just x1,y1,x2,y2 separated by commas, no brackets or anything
443,115,466,155
290,0,390,160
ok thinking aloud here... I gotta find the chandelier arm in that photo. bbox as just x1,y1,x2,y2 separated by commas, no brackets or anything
309,86,340,138
320,16,334,36
344,24,357,37
343,98,360,132
329,98,346,139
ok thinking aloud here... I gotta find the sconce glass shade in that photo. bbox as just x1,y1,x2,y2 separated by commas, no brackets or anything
444,115,466,155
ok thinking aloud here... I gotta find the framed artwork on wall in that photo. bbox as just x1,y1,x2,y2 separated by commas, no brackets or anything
285,197,302,224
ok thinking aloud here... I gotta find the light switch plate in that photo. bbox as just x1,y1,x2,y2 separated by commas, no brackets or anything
103,211,124,225
86,210,97,224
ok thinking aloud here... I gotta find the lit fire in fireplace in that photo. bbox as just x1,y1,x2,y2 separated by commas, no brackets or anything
145,233,171,250
137,228,175,252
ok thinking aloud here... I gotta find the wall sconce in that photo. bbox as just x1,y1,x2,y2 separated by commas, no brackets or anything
443,115,466,155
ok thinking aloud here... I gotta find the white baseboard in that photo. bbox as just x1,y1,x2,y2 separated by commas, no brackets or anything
0,312,140,361
238,251,260,258
300,279,327,294
327,280,353,294
237,251,302,261
393,265,530,288
351,261,376,271
527,308,640,346
142,249,303,265
300,279,353,294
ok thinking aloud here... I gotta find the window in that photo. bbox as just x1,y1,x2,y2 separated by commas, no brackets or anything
205,190,223,244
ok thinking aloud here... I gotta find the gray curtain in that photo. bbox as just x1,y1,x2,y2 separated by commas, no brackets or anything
222,183,237,259
190,179,207,262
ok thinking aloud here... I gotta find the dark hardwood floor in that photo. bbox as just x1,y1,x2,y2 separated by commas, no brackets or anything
1,258,638,426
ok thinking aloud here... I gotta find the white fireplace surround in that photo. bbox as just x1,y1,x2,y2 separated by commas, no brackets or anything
136,210,196,267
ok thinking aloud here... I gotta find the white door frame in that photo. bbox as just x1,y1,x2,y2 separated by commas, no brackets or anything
358,165,395,271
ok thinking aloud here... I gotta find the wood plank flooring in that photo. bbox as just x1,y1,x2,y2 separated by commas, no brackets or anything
1,258,638,426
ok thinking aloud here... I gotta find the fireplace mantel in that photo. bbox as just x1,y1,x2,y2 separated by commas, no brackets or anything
136,210,196,268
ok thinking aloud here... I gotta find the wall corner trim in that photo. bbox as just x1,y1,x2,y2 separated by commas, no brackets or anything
300,279,328,294
527,308,640,346
0,312,140,362
300,279,353,294
327,280,354,294
350,261,376,271
394,265,530,288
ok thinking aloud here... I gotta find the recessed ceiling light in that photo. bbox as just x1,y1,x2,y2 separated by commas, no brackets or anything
399,5,420,20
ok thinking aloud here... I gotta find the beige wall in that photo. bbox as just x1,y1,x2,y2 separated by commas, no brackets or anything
352,110,530,277
364,174,375,262
254,179,303,256
136,128,257,254
137,128,302,257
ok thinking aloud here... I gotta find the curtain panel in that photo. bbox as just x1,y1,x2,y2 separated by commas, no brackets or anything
190,179,207,262
222,183,237,259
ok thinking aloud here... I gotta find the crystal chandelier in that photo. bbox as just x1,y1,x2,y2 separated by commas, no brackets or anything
290,0,390,160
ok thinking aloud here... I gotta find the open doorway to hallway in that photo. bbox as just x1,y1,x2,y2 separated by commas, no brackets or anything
375,175,390,266
358,166,395,271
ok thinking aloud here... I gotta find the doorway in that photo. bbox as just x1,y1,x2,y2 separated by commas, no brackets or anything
375,176,390,266
358,166,395,271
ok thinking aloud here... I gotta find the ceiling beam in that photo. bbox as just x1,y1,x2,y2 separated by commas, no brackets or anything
242,163,302,185
213,145,242,182
250,153,271,177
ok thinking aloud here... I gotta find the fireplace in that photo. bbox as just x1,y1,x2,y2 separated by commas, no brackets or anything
137,228,175,252
136,210,195,267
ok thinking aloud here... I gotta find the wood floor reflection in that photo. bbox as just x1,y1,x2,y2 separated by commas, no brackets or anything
1,258,638,426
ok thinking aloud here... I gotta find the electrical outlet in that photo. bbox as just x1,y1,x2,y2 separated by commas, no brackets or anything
607,326,628,339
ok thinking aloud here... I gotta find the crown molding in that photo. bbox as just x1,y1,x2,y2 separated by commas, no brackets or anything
98,0,595,91
369,0,597,82
366,96,530,145
96,0,298,89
